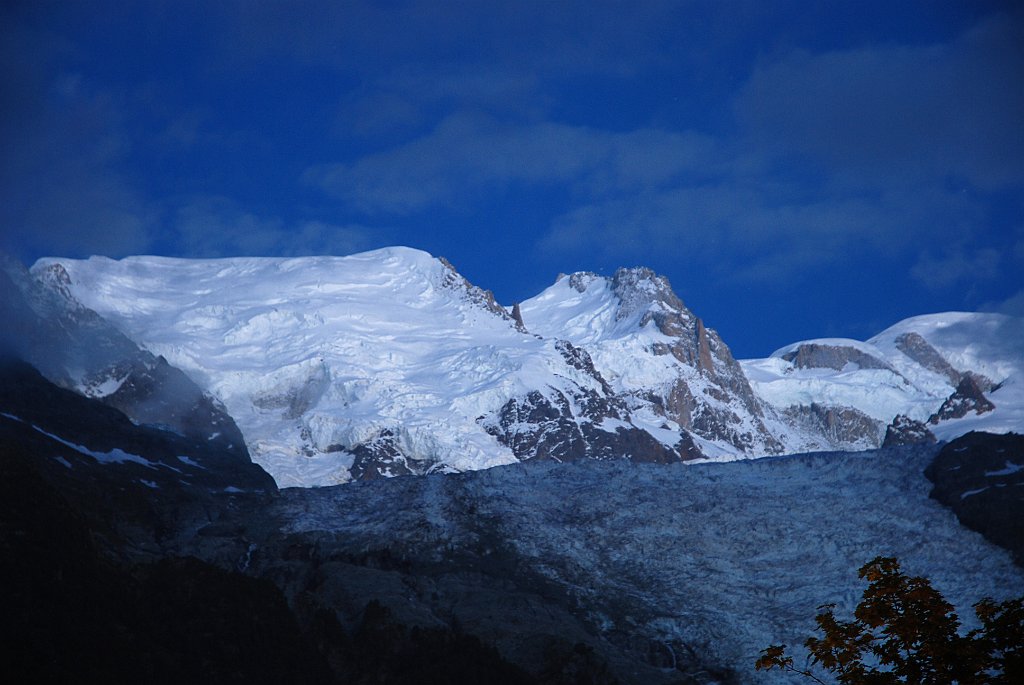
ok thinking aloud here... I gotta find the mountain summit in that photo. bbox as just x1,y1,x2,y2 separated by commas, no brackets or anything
33,247,1022,487
520,268,783,456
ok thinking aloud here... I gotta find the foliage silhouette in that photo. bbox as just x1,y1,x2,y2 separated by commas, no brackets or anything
755,556,1023,684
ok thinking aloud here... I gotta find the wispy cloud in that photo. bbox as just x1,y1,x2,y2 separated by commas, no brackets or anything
988,290,1024,317
540,182,985,283
0,35,159,259
298,9,1022,292
735,11,1024,190
910,248,1002,290
171,196,377,257
306,112,721,213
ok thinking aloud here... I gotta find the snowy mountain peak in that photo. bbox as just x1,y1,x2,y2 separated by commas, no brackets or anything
869,312,1024,388
610,266,689,322
523,266,782,457
744,311,1024,450
525,266,698,343
21,247,1024,487
33,248,555,486
32,261,78,304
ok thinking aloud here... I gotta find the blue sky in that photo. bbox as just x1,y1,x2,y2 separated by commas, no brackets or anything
2,1,1021,358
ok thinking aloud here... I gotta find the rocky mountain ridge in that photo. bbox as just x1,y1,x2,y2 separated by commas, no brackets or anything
28,248,1022,487
1,256,249,459
2,249,1022,682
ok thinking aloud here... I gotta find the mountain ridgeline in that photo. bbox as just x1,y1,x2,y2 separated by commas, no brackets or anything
2,247,1022,684
19,247,1021,487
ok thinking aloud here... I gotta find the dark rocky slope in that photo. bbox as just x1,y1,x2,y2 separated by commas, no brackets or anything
3,359,1021,684
925,431,1024,565
0,360,619,684
1,256,247,457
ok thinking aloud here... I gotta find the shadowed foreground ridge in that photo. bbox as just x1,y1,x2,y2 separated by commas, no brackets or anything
0,360,617,684
926,431,1024,565
3,355,1022,683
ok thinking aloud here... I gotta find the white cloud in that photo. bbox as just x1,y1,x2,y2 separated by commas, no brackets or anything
171,196,376,257
735,11,1024,190
306,112,721,214
910,248,1002,290
987,289,1024,317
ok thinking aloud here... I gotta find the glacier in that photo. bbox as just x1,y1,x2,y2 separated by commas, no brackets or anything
223,442,1023,683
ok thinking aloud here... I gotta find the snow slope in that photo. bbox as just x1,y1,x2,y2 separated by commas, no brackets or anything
35,249,658,486
870,313,1024,440
521,270,787,457
742,312,1024,442
33,248,1023,486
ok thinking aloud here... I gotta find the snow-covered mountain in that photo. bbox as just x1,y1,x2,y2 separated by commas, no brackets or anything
36,249,719,486
742,312,1024,448
32,247,1023,487
519,269,789,458
7,246,1024,682
1,255,248,459
8,361,1021,682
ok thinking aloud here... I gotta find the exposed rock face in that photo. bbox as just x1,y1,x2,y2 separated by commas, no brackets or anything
103,355,249,456
483,389,689,464
781,343,893,371
601,267,780,455
510,302,526,331
1,256,246,456
0,360,276,506
555,339,614,396
928,376,996,424
438,256,526,332
529,266,784,457
782,403,883,449
894,332,995,391
480,333,705,464
894,332,962,385
1,258,138,387
882,414,937,447
925,432,1024,565
347,429,439,480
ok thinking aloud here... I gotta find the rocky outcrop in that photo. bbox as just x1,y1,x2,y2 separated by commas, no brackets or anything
511,302,526,331
480,335,707,465
782,403,883,449
781,343,893,371
346,429,436,480
104,355,249,457
894,332,995,391
438,256,526,332
928,376,996,424
482,389,692,464
0,360,276,498
882,414,936,447
925,432,1024,565
605,268,781,455
555,340,615,396
894,332,962,385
